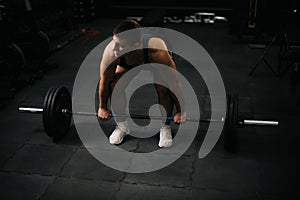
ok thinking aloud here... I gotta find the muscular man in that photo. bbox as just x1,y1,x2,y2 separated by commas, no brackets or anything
98,19,185,148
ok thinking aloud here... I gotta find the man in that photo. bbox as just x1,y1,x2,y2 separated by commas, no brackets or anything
98,19,185,148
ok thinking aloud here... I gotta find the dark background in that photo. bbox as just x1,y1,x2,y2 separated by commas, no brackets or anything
0,0,300,199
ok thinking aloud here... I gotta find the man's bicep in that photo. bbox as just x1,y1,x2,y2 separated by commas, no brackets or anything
100,54,119,80
100,55,113,75
100,65,116,84
99,43,117,74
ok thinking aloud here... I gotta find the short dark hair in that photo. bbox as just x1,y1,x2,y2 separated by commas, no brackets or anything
113,19,142,44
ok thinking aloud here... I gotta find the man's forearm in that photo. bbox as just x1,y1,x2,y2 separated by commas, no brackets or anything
99,83,110,109
171,82,184,113
171,92,181,112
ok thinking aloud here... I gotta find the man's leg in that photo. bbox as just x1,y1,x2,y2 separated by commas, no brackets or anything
110,75,127,121
108,66,139,145
154,84,174,125
154,84,174,148
108,67,130,144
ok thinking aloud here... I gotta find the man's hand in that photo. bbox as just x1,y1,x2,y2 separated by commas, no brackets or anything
173,112,186,124
98,108,111,120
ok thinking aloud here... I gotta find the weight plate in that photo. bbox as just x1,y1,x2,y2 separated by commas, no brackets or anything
224,94,238,153
49,86,72,139
224,94,231,151
37,31,52,56
9,43,26,69
232,95,238,151
42,87,56,138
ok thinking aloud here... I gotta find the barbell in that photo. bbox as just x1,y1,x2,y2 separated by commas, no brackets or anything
18,86,279,152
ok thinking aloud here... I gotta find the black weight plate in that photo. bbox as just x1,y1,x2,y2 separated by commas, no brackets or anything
35,31,52,60
8,43,26,69
48,86,72,139
224,94,231,151
1,44,26,78
224,94,238,153
232,95,238,152
42,87,56,138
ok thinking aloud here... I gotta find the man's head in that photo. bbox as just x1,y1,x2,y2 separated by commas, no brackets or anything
112,19,143,56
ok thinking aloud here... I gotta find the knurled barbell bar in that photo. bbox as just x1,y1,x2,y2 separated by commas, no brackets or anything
18,86,279,152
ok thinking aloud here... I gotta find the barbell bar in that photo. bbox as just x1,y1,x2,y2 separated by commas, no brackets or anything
18,106,278,126
19,107,223,122
18,86,279,152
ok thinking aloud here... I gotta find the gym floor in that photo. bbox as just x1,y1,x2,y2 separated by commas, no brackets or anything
1,14,300,200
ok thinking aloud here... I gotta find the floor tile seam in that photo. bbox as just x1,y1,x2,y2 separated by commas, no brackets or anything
56,146,81,176
121,179,189,190
0,143,26,168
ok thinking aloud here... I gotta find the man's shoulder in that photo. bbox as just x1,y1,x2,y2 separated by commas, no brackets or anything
147,37,168,51
143,30,169,50
101,41,119,65
104,40,114,51
102,41,114,56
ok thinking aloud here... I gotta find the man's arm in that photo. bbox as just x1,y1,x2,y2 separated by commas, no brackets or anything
98,44,117,119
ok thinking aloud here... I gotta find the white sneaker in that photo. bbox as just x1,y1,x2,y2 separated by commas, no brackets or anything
109,121,130,145
158,125,172,148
